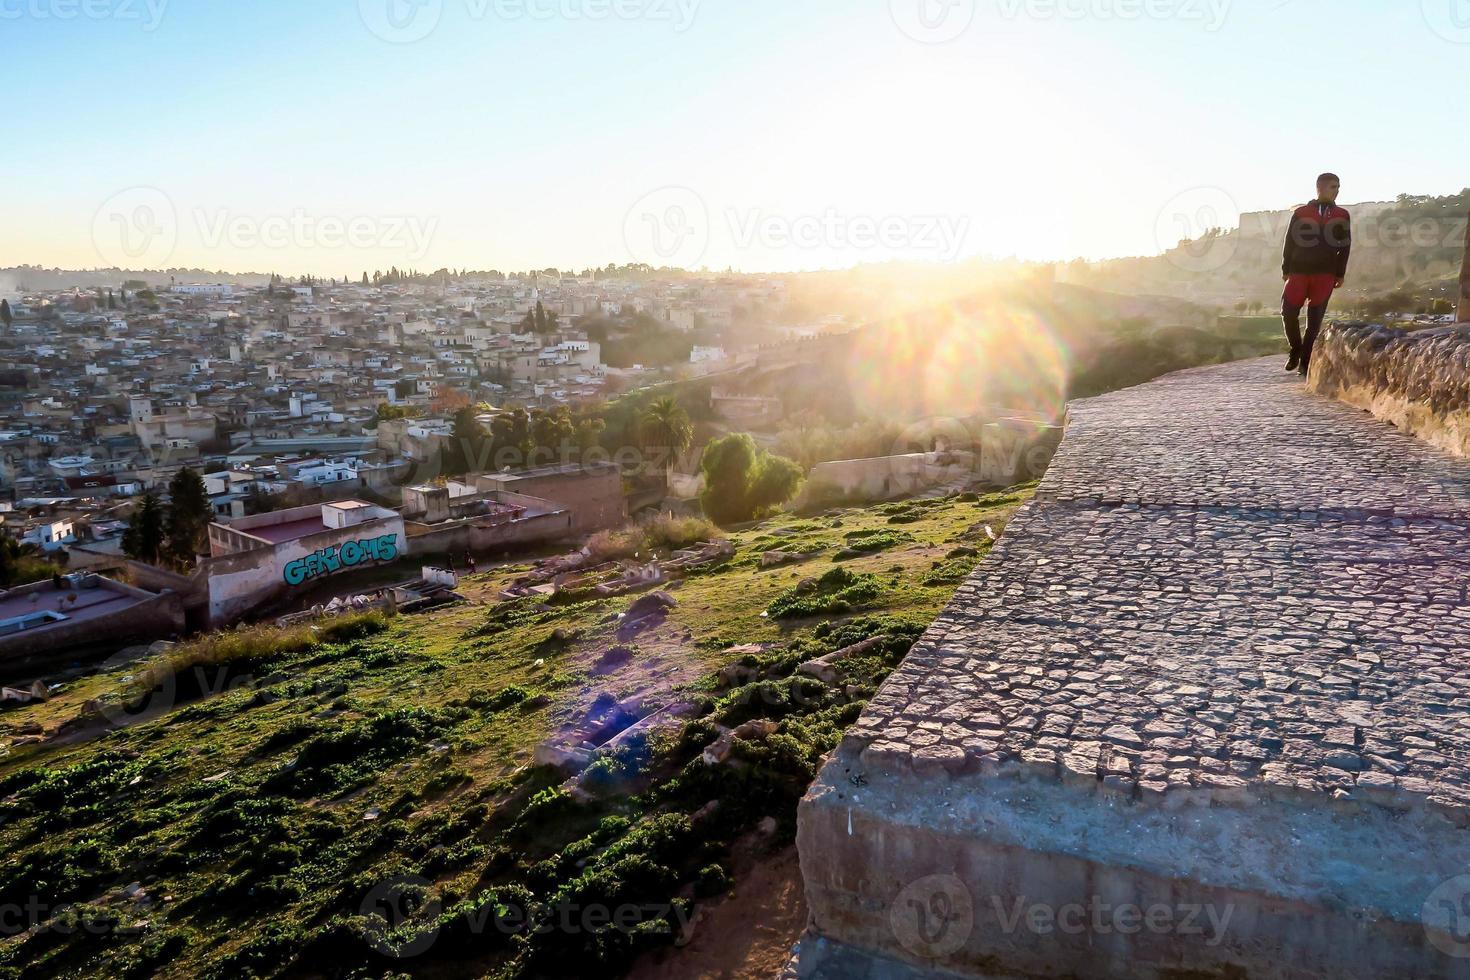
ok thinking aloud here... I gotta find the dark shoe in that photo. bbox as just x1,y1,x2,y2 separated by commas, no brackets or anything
1285,351,1301,372
1298,363,1309,377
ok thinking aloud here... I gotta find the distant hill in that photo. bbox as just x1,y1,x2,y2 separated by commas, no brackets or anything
1065,189,1470,310
0,266,278,298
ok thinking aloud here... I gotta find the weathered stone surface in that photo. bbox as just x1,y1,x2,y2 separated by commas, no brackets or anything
1311,319,1470,458
797,358,1470,979
1460,211,1470,324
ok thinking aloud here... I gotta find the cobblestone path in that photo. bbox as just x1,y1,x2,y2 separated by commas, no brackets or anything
844,356,1470,822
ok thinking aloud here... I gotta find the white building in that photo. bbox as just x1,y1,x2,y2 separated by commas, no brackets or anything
24,520,76,552
295,460,360,487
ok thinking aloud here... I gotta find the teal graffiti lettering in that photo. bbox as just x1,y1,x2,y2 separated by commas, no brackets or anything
283,534,401,587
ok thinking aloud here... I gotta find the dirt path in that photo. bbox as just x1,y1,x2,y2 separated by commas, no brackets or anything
627,844,807,980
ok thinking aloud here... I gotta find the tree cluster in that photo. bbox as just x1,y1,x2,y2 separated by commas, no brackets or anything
442,406,606,477
698,433,804,525
123,469,213,568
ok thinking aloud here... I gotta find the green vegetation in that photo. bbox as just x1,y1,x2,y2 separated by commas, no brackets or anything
585,312,706,369
0,538,65,589
766,567,885,619
164,468,211,564
120,469,214,569
834,528,913,560
0,487,1031,979
774,418,907,472
699,433,804,525
639,396,693,476
1068,317,1286,399
373,402,419,422
1083,188,1470,308
121,491,166,566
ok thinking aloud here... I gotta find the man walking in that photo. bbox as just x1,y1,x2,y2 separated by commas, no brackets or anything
1282,173,1352,376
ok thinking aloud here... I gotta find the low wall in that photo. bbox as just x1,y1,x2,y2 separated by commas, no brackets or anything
800,418,1062,507
205,517,408,626
1309,321,1470,457
798,766,1464,980
803,453,973,505
406,505,573,560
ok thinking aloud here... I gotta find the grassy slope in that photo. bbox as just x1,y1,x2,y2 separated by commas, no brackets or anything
0,488,1030,980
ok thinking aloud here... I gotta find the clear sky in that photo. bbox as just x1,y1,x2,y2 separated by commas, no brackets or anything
3,0,1468,276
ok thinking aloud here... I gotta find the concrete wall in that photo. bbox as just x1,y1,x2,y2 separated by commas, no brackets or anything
798,766,1467,980
1310,321,1470,457
61,552,210,630
803,453,974,506
476,464,625,535
405,497,573,560
205,516,407,625
800,419,1062,506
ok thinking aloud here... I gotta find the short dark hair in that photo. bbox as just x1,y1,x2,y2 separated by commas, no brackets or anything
1317,173,1340,184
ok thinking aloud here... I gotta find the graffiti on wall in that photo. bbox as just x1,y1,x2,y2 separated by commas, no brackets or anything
283,534,400,587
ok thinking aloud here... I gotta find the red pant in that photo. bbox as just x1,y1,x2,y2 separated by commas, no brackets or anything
1284,273,1337,308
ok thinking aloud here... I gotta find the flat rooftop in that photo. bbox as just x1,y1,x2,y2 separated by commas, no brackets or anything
0,577,149,632
248,516,329,544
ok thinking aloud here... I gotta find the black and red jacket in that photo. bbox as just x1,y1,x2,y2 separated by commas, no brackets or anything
1283,201,1352,278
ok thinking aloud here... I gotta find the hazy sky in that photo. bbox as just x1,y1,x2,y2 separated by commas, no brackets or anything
4,0,1468,276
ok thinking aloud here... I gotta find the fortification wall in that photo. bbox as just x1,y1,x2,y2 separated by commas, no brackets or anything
1309,322,1470,457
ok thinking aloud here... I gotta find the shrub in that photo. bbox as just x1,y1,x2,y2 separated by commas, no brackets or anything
922,556,981,584
265,708,449,797
587,515,723,562
468,685,536,713
766,567,885,619
695,863,730,898
643,513,720,552
699,434,804,525
834,529,912,560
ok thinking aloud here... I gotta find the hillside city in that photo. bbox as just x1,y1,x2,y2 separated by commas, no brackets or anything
0,219,1465,676
3,0,1468,971
0,270,832,608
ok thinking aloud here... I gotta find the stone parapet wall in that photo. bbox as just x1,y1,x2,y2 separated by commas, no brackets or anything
1309,321,1470,457
795,360,1470,979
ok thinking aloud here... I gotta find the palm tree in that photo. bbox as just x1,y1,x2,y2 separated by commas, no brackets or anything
640,396,693,481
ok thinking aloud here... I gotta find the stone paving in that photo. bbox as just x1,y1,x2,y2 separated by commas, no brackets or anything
841,356,1470,824
795,358,1470,978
